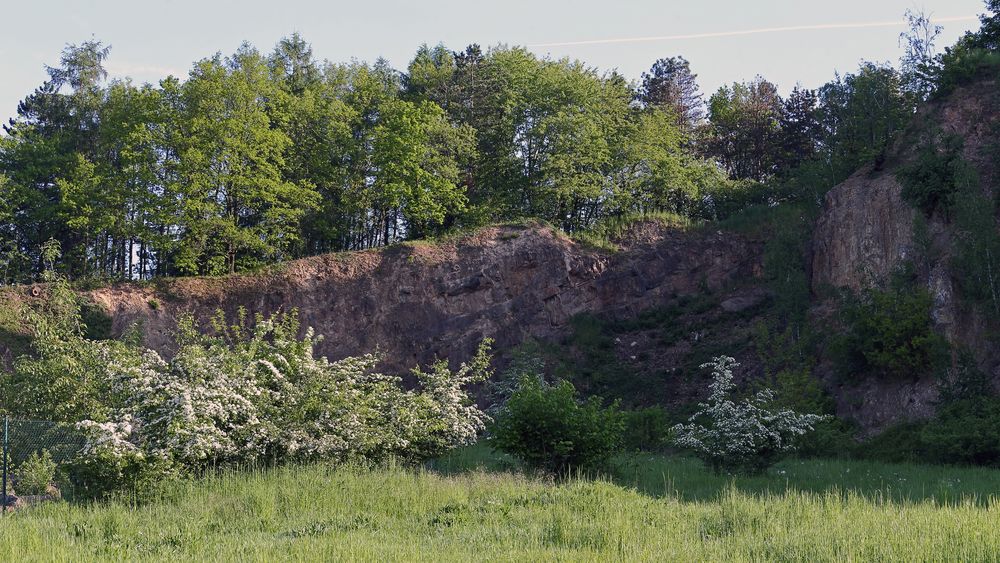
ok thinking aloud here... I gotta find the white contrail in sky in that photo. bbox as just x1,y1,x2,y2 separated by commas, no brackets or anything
528,16,979,48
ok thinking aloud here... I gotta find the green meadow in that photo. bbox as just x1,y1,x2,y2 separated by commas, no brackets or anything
3,446,999,562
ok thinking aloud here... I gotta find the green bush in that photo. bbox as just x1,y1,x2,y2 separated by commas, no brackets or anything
15,449,57,496
857,356,1000,467
896,136,965,216
932,35,1000,97
622,407,674,452
59,448,177,502
920,398,1000,466
833,286,949,379
751,322,856,458
857,397,1000,467
854,421,927,464
489,377,624,473
80,300,113,340
767,368,855,458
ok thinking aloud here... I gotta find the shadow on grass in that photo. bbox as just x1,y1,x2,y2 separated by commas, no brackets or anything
428,443,1000,506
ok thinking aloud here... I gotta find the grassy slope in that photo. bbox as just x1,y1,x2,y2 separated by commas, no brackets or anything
3,448,1000,561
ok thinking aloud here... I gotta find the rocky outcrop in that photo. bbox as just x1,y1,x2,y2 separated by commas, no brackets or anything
811,80,1000,432
812,79,1000,296
87,222,763,372
811,168,916,292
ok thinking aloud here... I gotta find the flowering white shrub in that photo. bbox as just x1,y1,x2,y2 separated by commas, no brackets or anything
672,356,827,474
71,312,494,473
76,417,142,460
6,295,494,494
405,346,494,458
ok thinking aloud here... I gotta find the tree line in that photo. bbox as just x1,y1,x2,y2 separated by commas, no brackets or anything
1,2,997,282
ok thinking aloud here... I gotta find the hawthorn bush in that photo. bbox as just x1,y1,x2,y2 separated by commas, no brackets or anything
672,356,826,474
1,280,494,498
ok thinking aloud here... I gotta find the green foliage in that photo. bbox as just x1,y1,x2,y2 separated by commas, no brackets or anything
951,130,1000,315
920,398,1000,466
169,46,321,275
859,396,1000,468
0,37,743,282
79,300,112,340
917,355,1000,466
769,368,856,458
763,207,813,321
59,447,176,502
817,62,913,177
572,211,692,251
858,355,1000,467
0,31,935,283
621,407,675,452
934,45,1000,96
897,135,967,216
713,201,815,324
1,288,493,498
14,449,57,496
931,2,1000,98
1,278,131,421
983,0,1000,49
833,285,949,379
704,77,783,182
638,56,704,128
490,376,624,473
751,322,855,458
855,422,928,464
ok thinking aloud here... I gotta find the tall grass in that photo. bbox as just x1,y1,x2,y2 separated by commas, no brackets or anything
3,451,999,561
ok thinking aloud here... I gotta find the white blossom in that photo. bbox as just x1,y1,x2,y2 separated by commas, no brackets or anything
73,313,491,471
672,356,827,474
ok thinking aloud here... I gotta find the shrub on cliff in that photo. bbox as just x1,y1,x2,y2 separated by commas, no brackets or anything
896,135,967,217
833,286,949,379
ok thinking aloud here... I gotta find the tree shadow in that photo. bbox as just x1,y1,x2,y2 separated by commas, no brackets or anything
429,445,1000,507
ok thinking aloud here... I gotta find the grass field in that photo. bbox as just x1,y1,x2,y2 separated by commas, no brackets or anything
2,446,1000,561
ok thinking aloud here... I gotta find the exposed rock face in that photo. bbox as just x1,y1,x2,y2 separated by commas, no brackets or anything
811,80,1000,432
811,168,916,292
812,80,1000,296
88,222,763,372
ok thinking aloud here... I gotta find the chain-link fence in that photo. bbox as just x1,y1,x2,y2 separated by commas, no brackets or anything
2,417,85,513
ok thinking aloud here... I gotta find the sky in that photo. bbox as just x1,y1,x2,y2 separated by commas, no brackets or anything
0,0,989,124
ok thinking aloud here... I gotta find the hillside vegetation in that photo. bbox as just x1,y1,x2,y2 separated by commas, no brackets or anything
3,3,996,284
5,7,1000,560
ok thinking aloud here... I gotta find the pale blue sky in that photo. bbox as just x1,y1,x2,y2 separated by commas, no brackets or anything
0,0,988,123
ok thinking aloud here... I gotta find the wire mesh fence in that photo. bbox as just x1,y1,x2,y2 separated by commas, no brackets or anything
2,417,86,512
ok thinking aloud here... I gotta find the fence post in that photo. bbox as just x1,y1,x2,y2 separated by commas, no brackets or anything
2,416,7,514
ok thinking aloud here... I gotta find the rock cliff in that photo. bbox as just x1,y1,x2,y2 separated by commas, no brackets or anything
86,222,762,373
811,79,1000,431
